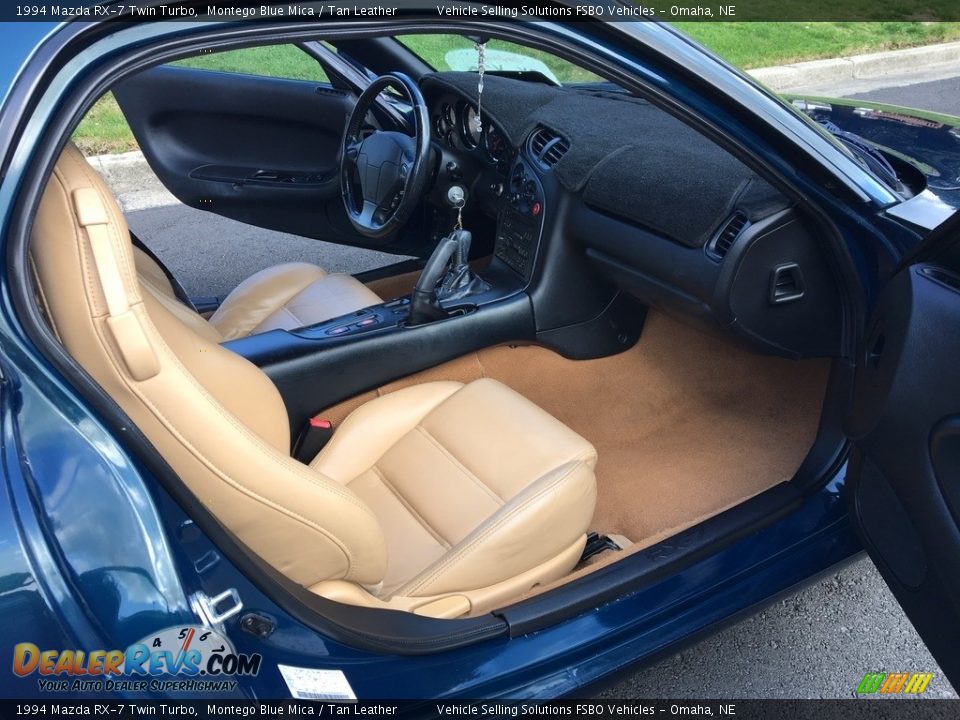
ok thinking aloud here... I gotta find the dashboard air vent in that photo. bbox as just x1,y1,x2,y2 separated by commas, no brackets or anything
529,127,570,169
708,211,749,261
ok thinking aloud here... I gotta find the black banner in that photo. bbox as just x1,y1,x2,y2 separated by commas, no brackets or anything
1,700,959,719
2,0,960,23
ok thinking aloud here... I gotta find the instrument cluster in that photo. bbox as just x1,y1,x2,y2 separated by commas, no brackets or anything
434,99,511,171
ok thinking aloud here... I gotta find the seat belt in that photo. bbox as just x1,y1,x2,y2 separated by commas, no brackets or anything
72,187,161,381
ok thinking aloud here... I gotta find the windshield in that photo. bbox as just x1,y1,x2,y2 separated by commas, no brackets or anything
397,34,604,85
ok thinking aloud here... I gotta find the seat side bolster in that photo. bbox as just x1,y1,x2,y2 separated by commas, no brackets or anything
394,458,597,598
310,381,466,484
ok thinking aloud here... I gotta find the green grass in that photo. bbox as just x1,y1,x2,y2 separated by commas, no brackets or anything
73,94,140,156
72,23,960,155
170,44,329,80
677,22,960,68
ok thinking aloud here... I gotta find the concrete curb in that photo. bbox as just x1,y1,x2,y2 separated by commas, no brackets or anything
85,149,176,211
748,40,960,93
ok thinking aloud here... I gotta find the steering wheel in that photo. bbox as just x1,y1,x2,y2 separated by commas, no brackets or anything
340,73,432,239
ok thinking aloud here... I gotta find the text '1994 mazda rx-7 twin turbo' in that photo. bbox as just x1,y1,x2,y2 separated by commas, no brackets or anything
1,0,960,703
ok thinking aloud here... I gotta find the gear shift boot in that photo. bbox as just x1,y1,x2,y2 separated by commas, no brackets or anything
439,266,491,301
437,229,491,303
408,228,490,326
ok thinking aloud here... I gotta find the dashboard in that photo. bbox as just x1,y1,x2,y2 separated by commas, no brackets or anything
426,88,546,282
418,72,844,359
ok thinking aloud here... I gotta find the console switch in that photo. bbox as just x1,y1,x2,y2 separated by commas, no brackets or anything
495,209,537,277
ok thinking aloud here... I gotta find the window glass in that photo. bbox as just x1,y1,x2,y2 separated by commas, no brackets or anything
398,34,603,85
172,45,329,82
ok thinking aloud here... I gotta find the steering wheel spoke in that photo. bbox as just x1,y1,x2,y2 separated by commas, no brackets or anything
340,73,431,239
359,200,379,229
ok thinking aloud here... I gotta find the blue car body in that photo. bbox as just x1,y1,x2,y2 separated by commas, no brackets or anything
0,7,957,699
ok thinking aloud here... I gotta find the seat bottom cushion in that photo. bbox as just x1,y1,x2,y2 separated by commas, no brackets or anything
311,378,598,597
208,263,382,340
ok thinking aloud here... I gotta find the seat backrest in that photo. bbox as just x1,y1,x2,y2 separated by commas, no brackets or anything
29,143,386,588
133,246,177,300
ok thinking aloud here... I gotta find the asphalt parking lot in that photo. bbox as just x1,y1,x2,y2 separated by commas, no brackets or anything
122,68,960,700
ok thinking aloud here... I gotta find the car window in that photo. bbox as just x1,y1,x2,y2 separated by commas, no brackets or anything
172,45,330,83
397,34,603,85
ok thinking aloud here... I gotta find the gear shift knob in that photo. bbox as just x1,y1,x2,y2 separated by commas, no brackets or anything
452,228,471,267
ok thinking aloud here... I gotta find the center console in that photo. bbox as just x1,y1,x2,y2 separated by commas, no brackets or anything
228,163,547,362
224,289,535,435
223,158,555,433
493,160,545,281
288,297,412,342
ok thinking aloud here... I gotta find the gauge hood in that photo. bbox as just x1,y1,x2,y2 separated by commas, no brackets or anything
789,95,960,210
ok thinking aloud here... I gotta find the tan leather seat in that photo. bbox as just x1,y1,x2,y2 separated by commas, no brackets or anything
28,143,598,617
133,234,382,342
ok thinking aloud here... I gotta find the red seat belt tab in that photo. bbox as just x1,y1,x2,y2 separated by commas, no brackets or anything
293,417,334,464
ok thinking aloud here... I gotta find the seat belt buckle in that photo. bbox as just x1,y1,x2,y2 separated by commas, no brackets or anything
293,416,334,464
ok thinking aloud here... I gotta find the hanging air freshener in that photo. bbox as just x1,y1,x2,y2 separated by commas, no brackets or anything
475,41,486,136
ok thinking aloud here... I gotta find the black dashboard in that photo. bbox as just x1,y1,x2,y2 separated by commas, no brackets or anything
419,72,843,359
423,79,549,285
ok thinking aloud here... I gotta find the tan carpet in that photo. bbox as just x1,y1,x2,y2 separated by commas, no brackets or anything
320,310,830,556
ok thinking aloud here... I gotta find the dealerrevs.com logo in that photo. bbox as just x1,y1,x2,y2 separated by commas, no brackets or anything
12,625,261,693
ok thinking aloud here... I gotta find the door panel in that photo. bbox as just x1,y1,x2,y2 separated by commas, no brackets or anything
114,64,425,255
846,219,960,687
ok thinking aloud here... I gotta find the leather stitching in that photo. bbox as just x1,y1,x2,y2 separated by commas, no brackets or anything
398,460,587,596
257,304,303,334
65,149,141,306
50,171,103,320
280,304,304,325
370,465,451,549
414,425,504,505
308,384,460,475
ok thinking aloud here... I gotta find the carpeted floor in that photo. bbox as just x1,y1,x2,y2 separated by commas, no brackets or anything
320,310,831,559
